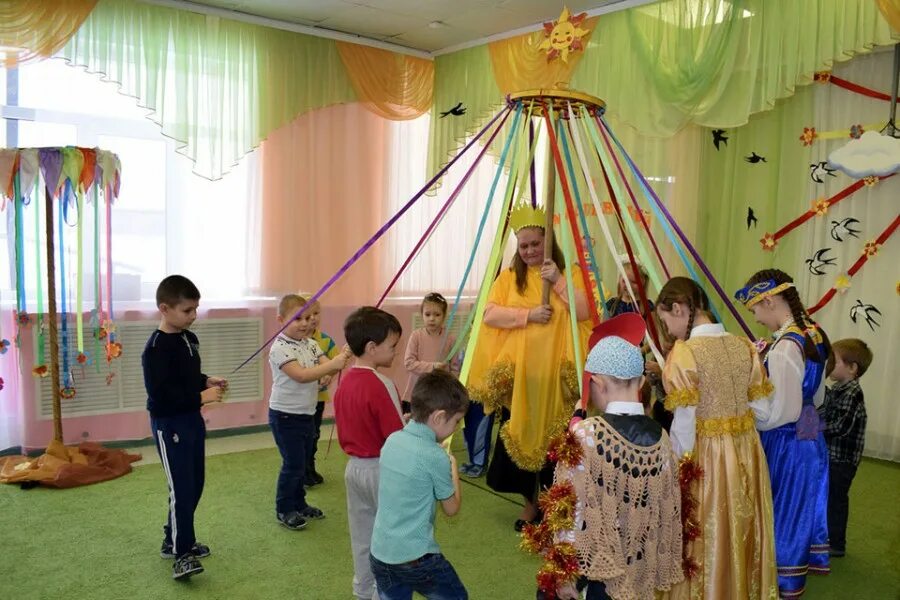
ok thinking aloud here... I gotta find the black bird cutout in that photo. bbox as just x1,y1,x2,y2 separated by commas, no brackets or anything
440,102,466,118
711,129,728,150
810,161,837,184
850,299,881,331
830,218,861,242
747,207,758,230
805,248,837,275
744,152,767,164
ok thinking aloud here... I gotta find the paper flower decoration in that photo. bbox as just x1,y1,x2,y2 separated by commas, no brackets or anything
32,365,48,378
0,339,9,355
539,7,590,63
862,241,880,257
76,352,92,366
60,387,77,400
106,341,123,360
862,175,879,187
835,274,852,294
812,198,829,216
813,71,831,83
760,233,777,251
799,127,818,146
849,124,864,139
15,311,32,328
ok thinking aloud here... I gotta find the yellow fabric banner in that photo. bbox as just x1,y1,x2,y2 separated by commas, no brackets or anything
0,0,97,66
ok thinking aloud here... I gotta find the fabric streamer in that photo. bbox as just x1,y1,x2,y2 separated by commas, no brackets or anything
567,112,663,365
557,195,584,391
542,106,600,326
379,101,520,308
558,110,609,317
92,181,100,372
233,106,513,373
33,175,45,365
598,116,751,338
59,181,71,388
13,173,26,320
438,101,524,349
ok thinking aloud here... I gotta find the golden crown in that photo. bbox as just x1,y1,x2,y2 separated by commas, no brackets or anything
508,202,547,233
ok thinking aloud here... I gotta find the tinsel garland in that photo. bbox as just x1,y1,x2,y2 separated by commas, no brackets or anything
546,428,582,468
468,360,514,413
678,453,704,579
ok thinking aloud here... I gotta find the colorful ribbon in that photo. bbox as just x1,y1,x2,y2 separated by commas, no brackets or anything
234,106,513,373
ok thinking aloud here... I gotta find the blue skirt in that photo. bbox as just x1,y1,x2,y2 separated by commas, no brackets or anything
760,423,830,598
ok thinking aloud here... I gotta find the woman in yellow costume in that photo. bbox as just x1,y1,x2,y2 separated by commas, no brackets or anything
655,277,778,599
467,202,592,530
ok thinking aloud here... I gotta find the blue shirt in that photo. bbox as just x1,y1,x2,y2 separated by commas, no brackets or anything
370,420,455,564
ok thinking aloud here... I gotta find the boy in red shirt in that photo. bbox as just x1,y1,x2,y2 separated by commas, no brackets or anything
334,307,404,600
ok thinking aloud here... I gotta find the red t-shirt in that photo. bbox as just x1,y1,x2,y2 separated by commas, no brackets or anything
334,367,403,458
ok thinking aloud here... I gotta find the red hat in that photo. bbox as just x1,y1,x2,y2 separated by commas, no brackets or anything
579,312,647,410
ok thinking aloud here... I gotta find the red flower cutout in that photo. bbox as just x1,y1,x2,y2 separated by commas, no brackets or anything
60,387,77,400
813,71,831,83
799,127,817,146
760,233,778,251
32,365,48,378
862,241,880,257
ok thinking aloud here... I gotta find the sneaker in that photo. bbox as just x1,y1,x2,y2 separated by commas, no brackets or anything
161,541,211,559
459,463,474,476
172,553,204,580
298,505,325,520
277,511,308,530
463,465,484,478
304,471,325,488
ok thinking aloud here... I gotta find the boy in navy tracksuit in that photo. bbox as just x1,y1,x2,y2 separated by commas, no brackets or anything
142,275,227,580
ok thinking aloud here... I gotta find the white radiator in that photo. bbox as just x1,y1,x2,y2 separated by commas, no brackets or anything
35,317,265,419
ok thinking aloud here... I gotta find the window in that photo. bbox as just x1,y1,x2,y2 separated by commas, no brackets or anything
1,58,259,304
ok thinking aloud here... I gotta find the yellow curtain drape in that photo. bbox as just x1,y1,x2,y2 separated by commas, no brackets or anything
336,41,434,120
876,0,900,31
0,0,97,66
488,17,599,94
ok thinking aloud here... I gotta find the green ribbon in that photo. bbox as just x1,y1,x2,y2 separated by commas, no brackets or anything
34,177,45,365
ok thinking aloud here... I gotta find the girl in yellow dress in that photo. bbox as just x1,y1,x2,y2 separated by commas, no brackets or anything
655,277,779,600
467,202,592,530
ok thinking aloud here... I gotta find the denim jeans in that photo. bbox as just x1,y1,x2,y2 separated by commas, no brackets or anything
269,409,315,514
370,553,468,600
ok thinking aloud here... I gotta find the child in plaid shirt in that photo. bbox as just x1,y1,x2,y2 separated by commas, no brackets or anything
818,338,872,558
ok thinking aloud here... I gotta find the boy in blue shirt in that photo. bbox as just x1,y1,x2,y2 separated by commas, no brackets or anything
142,275,226,580
369,370,468,600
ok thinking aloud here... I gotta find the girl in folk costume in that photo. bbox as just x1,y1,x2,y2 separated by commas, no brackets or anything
467,202,592,530
737,269,832,599
655,277,778,599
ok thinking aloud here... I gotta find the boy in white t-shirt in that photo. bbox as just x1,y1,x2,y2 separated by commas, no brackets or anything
268,294,350,531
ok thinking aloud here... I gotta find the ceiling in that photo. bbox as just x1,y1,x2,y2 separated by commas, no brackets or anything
174,0,642,55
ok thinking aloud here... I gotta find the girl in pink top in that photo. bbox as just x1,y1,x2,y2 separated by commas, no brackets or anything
402,293,459,414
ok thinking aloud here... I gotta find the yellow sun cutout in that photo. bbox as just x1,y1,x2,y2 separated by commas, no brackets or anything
539,7,590,63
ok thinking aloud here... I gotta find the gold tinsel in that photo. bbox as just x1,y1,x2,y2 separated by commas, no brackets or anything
696,411,755,437
560,360,580,403
468,360,514,413
748,380,775,401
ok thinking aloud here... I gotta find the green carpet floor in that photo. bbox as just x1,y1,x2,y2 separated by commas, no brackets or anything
1,436,897,599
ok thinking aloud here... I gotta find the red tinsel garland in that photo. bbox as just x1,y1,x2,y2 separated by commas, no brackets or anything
678,454,704,578
546,428,582,467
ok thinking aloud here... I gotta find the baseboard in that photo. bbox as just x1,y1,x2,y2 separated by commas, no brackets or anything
0,419,334,457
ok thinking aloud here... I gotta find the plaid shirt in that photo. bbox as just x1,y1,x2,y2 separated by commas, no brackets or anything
818,379,866,466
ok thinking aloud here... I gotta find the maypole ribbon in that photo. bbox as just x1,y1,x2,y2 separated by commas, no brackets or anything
599,116,752,338
559,107,609,317
33,172,45,365
557,191,585,390
233,106,513,373
568,112,663,365
593,116,671,280
378,103,517,307
542,105,600,326
59,181,71,388
808,214,899,315
440,100,524,349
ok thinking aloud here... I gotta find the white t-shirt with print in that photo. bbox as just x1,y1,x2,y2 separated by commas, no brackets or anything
268,334,324,415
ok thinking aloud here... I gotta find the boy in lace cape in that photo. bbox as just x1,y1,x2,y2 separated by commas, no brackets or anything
534,314,683,600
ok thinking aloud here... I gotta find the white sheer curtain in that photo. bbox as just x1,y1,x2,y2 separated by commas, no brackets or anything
799,49,899,460
384,114,509,298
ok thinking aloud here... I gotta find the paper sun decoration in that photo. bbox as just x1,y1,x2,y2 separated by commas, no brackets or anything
539,7,590,63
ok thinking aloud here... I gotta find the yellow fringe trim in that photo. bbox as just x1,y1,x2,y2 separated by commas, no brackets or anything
664,386,700,411
696,411,755,437
748,380,774,401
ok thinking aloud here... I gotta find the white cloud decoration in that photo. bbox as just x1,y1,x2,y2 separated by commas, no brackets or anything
828,131,900,178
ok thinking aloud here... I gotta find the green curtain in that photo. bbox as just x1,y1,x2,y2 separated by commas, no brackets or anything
427,45,501,187
428,0,898,175
60,0,357,180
